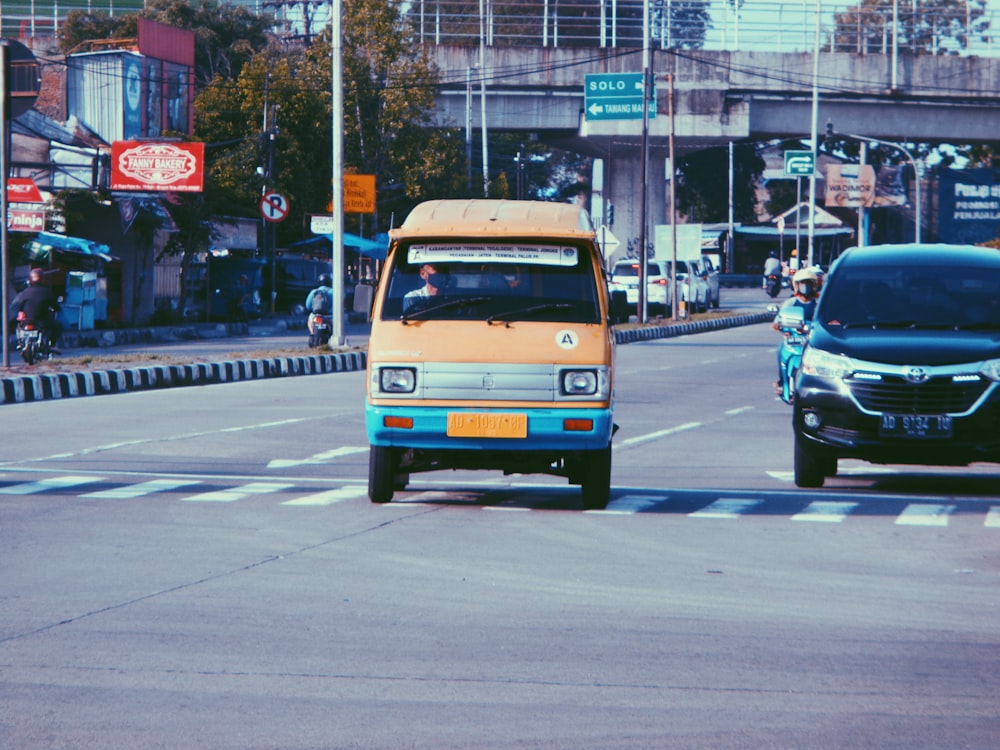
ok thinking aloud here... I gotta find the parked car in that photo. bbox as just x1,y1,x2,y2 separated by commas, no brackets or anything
700,254,721,309
609,260,673,317
668,259,708,314
792,243,1000,487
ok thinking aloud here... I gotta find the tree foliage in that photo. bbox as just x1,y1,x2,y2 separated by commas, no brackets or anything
830,0,990,54
59,0,272,86
675,144,764,224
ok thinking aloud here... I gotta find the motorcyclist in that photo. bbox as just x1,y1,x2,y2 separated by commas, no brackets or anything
12,268,62,351
305,273,334,340
773,266,820,397
763,250,782,279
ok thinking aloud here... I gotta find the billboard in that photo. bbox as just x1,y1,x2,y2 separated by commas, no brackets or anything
937,169,1000,245
111,141,205,192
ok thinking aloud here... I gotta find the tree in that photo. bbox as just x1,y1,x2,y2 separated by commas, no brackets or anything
831,0,990,55
59,0,273,86
675,144,764,224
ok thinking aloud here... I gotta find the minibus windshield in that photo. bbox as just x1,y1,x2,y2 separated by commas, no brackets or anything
381,242,602,324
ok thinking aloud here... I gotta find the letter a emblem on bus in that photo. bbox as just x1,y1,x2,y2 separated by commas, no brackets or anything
556,330,579,349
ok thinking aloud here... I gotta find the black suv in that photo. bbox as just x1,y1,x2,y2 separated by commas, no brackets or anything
792,243,1000,487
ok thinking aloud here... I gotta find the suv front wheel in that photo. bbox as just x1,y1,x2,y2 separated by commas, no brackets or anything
794,433,836,488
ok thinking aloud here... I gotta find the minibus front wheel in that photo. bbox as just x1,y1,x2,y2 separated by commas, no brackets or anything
580,443,612,510
369,445,399,503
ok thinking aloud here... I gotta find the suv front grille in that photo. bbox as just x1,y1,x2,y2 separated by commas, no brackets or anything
848,375,988,414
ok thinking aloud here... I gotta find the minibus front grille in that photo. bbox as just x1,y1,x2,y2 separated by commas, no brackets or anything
423,362,557,401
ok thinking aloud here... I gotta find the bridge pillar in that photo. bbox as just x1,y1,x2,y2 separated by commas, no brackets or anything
603,146,669,268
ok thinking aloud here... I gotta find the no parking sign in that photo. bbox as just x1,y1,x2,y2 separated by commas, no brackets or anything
260,192,289,223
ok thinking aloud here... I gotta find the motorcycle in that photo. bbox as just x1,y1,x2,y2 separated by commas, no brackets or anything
772,304,809,405
764,272,782,298
15,313,55,365
308,312,332,348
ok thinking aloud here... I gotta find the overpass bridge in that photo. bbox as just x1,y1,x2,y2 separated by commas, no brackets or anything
427,45,1000,259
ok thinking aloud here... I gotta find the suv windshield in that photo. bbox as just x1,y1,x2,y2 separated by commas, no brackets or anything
819,264,1000,330
381,242,602,324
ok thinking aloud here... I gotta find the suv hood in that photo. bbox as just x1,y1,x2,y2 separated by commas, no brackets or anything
812,325,1000,366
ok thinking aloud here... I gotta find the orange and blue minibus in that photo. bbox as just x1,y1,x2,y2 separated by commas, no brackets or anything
365,199,617,509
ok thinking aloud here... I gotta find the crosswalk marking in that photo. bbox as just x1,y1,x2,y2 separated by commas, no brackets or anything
282,486,368,506
895,503,956,526
595,494,663,514
986,507,1000,528
268,447,368,469
0,475,101,495
689,498,761,519
182,482,294,503
3,474,1000,528
82,478,203,499
791,501,859,523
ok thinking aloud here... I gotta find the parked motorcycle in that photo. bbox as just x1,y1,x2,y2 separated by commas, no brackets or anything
764,272,782,298
15,313,55,365
772,304,809,404
308,312,332,348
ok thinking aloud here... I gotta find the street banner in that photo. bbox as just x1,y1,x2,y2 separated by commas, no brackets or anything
111,141,205,192
825,164,875,208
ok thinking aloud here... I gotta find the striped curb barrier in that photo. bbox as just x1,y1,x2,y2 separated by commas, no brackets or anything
613,310,774,344
1,350,366,405
1,311,774,405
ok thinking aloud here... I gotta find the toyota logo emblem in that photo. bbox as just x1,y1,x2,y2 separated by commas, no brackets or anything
904,367,929,384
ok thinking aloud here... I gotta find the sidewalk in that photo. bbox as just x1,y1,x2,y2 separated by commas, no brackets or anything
1,309,772,405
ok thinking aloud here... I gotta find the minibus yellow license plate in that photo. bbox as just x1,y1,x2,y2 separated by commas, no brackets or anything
447,413,528,438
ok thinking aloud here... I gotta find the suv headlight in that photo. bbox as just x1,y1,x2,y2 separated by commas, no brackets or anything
800,347,854,380
979,358,1000,382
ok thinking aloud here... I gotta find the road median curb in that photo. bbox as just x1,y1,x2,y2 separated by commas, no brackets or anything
1,350,367,405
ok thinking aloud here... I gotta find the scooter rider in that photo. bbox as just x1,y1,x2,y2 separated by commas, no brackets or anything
773,266,821,396
763,250,782,279
12,268,62,349
305,273,334,337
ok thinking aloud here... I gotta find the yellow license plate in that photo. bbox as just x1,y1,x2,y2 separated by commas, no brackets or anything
447,412,528,438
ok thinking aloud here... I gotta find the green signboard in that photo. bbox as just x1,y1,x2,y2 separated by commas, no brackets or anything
584,73,654,121
784,150,815,177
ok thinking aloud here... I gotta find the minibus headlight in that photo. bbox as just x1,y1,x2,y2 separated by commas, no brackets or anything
379,367,416,393
561,369,598,396
800,347,854,380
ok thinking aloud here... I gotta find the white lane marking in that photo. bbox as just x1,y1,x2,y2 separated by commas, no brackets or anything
616,422,701,450
985,507,1000,528
81,478,203,499
724,406,754,416
268,447,368,469
182,482,294,503
593,494,663,514
791,501,859,523
895,503,955,526
0,476,102,495
282,485,369,506
690,498,761,519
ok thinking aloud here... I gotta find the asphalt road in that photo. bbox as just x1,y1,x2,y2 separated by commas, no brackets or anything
2,291,998,749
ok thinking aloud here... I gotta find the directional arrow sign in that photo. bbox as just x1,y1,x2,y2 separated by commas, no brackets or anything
584,73,655,121
784,150,815,177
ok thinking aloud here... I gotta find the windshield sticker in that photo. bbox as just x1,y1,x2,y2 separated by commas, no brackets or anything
556,330,579,349
407,244,578,266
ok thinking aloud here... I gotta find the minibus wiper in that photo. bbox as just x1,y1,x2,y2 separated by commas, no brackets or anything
400,296,492,322
486,302,575,325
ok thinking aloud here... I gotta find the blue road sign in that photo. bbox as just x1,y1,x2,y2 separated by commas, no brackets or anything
584,73,655,121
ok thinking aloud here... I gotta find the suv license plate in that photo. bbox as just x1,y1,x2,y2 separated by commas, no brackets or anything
879,413,953,439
